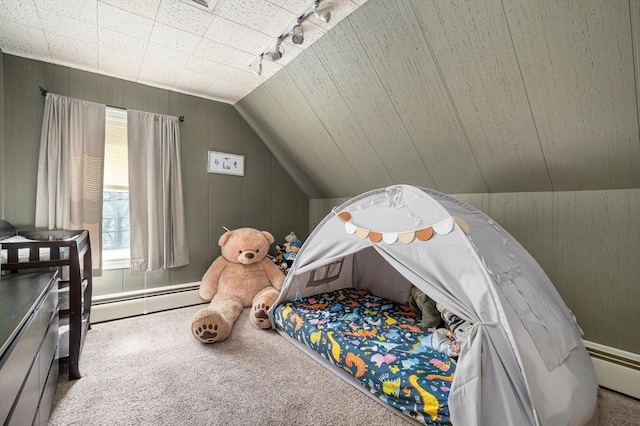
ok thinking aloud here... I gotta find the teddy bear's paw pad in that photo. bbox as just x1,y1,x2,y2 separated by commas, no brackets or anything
250,303,271,329
192,323,220,343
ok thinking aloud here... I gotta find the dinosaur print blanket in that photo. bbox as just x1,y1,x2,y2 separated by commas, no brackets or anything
274,288,455,425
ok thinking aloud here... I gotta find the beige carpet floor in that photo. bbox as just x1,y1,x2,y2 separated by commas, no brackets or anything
48,305,640,426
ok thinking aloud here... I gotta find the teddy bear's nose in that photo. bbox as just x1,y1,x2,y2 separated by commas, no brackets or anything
245,252,254,259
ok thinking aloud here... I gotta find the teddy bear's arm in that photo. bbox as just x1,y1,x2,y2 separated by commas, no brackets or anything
260,257,285,290
199,255,228,300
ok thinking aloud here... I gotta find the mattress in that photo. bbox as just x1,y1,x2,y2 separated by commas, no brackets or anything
274,288,455,425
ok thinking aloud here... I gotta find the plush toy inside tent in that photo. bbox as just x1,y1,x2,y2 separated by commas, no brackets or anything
269,185,598,426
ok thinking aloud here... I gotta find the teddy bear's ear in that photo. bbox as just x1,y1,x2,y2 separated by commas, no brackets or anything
262,231,275,244
218,230,234,246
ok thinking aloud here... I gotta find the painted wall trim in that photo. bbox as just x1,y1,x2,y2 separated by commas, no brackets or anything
583,340,640,399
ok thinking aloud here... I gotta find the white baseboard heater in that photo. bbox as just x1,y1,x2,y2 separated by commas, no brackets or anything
90,282,205,323
583,340,640,399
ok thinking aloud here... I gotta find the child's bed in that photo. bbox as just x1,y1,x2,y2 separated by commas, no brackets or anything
0,219,93,380
273,287,455,425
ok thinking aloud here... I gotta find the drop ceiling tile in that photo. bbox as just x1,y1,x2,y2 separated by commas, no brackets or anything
0,0,40,27
98,2,154,40
98,27,148,57
33,0,97,25
144,42,191,67
155,0,215,37
149,21,201,53
266,0,288,7
261,7,297,37
192,38,253,68
99,0,161,20
204,15,271,53
216,66,258,86
39,9,97,44
0,18,48,45
98,46,143,80
210,75,249,93
138,57,181,87
0,37,51,61
216,0,281,31
281,0,309,15
0,20,51,60
47,32,98,71
173,68,216,93
183,55,226,79
206,81,246,104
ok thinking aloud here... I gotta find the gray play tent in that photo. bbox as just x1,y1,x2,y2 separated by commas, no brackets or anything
270,185,598,425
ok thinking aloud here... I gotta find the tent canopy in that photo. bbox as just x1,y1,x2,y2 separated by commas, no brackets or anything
271,185,597,426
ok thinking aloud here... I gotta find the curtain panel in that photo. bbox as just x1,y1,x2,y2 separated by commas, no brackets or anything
127,109,189,272
35,93,105,273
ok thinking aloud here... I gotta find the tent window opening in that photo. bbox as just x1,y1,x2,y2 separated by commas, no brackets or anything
102,106,130,269
308,259,344,286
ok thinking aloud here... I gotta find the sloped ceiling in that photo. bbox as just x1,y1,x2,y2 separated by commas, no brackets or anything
236,0,640,199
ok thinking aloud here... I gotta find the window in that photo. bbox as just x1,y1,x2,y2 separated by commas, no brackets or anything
102,107,130,269
307,260,344,286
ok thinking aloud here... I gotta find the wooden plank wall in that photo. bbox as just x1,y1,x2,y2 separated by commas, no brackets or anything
0,55,309,295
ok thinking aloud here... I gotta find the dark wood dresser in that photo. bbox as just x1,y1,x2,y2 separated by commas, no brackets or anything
0,270,59,426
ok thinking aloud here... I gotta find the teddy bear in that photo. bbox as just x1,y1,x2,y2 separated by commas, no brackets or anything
191,227,285,343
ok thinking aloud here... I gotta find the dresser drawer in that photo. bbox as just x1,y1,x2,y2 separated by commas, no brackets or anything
0,272,58,424
0,312,42,421
39,314,59,390
40,283,59,325
37,344,59,426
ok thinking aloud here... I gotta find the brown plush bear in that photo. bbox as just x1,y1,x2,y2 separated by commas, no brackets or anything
191,228,285,343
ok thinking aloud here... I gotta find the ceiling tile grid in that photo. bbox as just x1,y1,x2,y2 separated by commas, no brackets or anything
0,0,365,104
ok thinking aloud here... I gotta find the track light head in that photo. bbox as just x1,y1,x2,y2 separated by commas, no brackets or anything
314,0,331,23
264,38,284,61
292,24,304,45
315,9,330,23
265,51,281,61
254,57,263,76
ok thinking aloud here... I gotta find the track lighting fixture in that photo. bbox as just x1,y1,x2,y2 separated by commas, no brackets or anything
291,21,304,45
314,0,331,23
248,0,333,74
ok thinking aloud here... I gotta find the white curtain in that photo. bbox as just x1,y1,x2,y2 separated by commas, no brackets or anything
35,93,106,273
127,109,189,272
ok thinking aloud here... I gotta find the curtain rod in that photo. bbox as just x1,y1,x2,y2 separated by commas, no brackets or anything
39,87,185,122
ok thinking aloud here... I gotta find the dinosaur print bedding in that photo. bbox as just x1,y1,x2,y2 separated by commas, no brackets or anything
273,287,455,425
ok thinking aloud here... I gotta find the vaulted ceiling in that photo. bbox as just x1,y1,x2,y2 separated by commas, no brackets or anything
237,0,640,198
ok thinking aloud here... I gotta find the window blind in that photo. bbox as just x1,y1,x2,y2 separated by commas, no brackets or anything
104,107,128,191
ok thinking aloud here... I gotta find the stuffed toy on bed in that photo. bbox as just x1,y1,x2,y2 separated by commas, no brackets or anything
408,286,441,328
191,227,285,343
